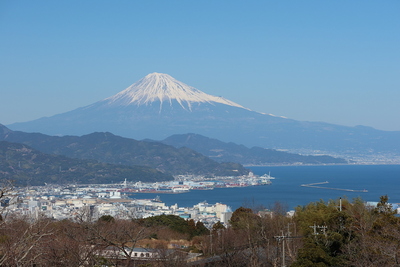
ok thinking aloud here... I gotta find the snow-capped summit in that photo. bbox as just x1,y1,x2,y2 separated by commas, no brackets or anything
104,73,247,111
8,72,399,158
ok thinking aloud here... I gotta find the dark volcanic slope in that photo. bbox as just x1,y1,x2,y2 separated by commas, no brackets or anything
162,133,348,165
0,141,173,186
0,124,248,176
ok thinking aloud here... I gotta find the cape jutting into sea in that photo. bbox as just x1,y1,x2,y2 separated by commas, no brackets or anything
127,165,400,211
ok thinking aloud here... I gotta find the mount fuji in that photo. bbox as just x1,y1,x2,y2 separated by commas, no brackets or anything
8,73,400,158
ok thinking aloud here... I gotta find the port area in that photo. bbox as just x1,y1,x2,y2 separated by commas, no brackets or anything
113,172,275,195
300,181,368,192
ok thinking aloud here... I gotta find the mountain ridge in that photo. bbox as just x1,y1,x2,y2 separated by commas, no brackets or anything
0,140,173,186
161,133,348,165
7,73,400,160
0,124,249,176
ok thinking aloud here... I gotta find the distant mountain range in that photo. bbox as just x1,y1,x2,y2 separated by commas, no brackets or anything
0,141,173,186
7,73,400,160
0,122,348,184
0,124,248,178
161,133,348,165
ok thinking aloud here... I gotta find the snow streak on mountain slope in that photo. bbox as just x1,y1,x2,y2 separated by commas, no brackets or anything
104,73,248,111
7,72,400,159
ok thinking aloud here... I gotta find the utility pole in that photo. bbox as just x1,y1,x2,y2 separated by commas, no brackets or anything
210,231,213,255
309,223,328,236
274,231,287,267
275,225,302,267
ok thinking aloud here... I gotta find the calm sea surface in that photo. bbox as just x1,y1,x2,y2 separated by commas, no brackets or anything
128,165,400,211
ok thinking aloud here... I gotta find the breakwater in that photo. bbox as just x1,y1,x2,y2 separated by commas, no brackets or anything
300,181,368,192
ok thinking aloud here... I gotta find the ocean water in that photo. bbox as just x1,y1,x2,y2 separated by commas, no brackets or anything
128,165,400,211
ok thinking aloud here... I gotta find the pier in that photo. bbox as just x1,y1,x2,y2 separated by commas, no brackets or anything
301,181,368,192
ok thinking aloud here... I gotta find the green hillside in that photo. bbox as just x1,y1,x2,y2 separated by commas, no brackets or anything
0,124,249,176
0,141,173,186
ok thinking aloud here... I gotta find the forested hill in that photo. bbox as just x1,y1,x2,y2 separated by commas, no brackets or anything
0,124,248,176
0,141,173,186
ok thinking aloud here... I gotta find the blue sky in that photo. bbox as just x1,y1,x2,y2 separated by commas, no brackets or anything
1,1,399,131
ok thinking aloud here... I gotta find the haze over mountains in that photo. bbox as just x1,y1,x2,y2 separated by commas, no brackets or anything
161,133,348,166
0,124,346,179
8,73,400,160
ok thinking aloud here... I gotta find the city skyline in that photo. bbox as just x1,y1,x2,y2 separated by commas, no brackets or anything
1,1,399,131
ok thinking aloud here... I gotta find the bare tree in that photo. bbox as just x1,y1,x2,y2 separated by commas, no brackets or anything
88,218,151,266
0,179,15,220
0,216,53,266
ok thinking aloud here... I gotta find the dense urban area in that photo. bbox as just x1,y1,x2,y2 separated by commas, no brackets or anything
1,174,400,266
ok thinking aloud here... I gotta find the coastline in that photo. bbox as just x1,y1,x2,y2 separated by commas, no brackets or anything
244,162,400,167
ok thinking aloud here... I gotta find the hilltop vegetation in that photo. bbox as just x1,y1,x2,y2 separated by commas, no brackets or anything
0,195,397,266
0,124,249,176
0,141,173,186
